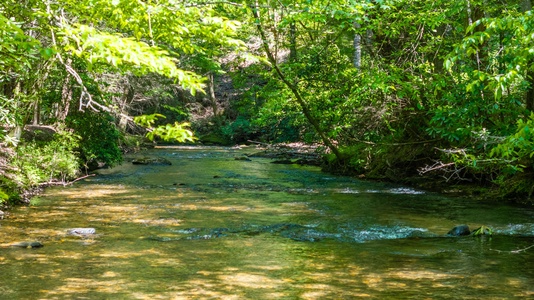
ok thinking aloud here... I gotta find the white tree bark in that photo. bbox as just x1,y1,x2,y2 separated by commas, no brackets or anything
353,22,362,70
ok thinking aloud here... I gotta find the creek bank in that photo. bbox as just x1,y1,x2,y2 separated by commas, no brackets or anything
241,142,503,202
130,156,172,166
245,142,323,166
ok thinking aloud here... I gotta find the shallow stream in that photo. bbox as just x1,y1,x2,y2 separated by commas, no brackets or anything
1,146,533,299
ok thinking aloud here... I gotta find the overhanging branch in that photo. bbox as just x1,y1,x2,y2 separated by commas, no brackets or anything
250,1,341,159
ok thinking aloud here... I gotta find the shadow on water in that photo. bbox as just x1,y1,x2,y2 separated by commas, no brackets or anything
1,146,533,299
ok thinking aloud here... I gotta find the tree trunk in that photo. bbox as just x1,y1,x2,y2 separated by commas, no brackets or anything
32,99,40,125
207,72,219,118
353,22,361,70
251,2,341,160
118,84,135,131
527,69,534,112
521,0,532,11
57,75,72,121
289,22,297,62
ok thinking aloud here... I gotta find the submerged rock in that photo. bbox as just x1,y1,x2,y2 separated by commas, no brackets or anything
132,157,172,165
271,159,294,164
447,225,471,236
67,228,96,236
10,241,43,248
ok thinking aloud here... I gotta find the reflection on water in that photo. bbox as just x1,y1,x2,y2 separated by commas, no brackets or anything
1,146,533,299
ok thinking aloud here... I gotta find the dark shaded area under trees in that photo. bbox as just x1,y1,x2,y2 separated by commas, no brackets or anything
1,0,534,209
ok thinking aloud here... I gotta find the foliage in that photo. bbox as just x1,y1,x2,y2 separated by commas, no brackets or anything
59,24,205,93
134,114,196,143
0,0,245,198
67,111,123,167
221,116,258,143
490,113,534,173
446,9,534,101
0,188,9,206
471,226,493,236
2,0,534,203
11,130,80,187
0,13,41,81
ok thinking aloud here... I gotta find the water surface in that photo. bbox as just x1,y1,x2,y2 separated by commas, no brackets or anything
1,146,533,299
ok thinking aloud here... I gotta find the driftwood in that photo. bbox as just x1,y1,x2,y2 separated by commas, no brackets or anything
38,174,96,187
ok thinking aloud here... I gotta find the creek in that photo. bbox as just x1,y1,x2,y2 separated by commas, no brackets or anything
1,146,533,299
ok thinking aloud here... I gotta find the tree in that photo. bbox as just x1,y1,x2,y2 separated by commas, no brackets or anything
0,0,244,196
1,0,243,145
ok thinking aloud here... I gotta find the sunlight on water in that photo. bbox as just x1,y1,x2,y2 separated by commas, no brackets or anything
1,147,533,299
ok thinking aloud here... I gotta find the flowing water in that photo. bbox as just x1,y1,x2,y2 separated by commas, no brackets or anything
1,146,533,299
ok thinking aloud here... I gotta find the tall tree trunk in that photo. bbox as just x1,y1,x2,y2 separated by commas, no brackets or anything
8,82,23,143
353,22,361,70
289,22,297,62
251,2,341,160
527,69,534,112
57,75,72,121
32,100,40,125
207,72,219,118
118,83,135,131
466,0,488,103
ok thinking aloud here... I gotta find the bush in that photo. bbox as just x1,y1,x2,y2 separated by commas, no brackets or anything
221,116,258,143
11,129,81,187
67,111,123,167
0,188,9,206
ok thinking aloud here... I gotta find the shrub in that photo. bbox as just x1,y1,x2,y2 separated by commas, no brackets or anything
67,111,123,167
11,129,81,187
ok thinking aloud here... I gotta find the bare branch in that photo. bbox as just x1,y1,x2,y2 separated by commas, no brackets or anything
418,161,455,175
38,174,96,187
491,244,534,254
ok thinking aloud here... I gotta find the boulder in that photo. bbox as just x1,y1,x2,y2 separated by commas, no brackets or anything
447,225,471,236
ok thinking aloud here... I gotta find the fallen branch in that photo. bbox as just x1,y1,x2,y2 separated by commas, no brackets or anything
247,140,270,146
38,174,96,187
491,244,534,254
66,174,96,185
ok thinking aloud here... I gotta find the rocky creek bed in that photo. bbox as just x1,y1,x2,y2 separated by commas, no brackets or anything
1,146,533,299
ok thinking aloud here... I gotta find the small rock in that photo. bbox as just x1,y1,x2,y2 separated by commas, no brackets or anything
0,210,4,219
68,228,96,236
234,156,251,161
10,241,43,248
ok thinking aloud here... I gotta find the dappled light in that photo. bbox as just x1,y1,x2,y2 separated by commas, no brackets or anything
2,0,534,296
1,148,533,299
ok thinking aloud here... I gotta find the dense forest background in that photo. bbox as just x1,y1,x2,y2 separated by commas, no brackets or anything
1,0,533,206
